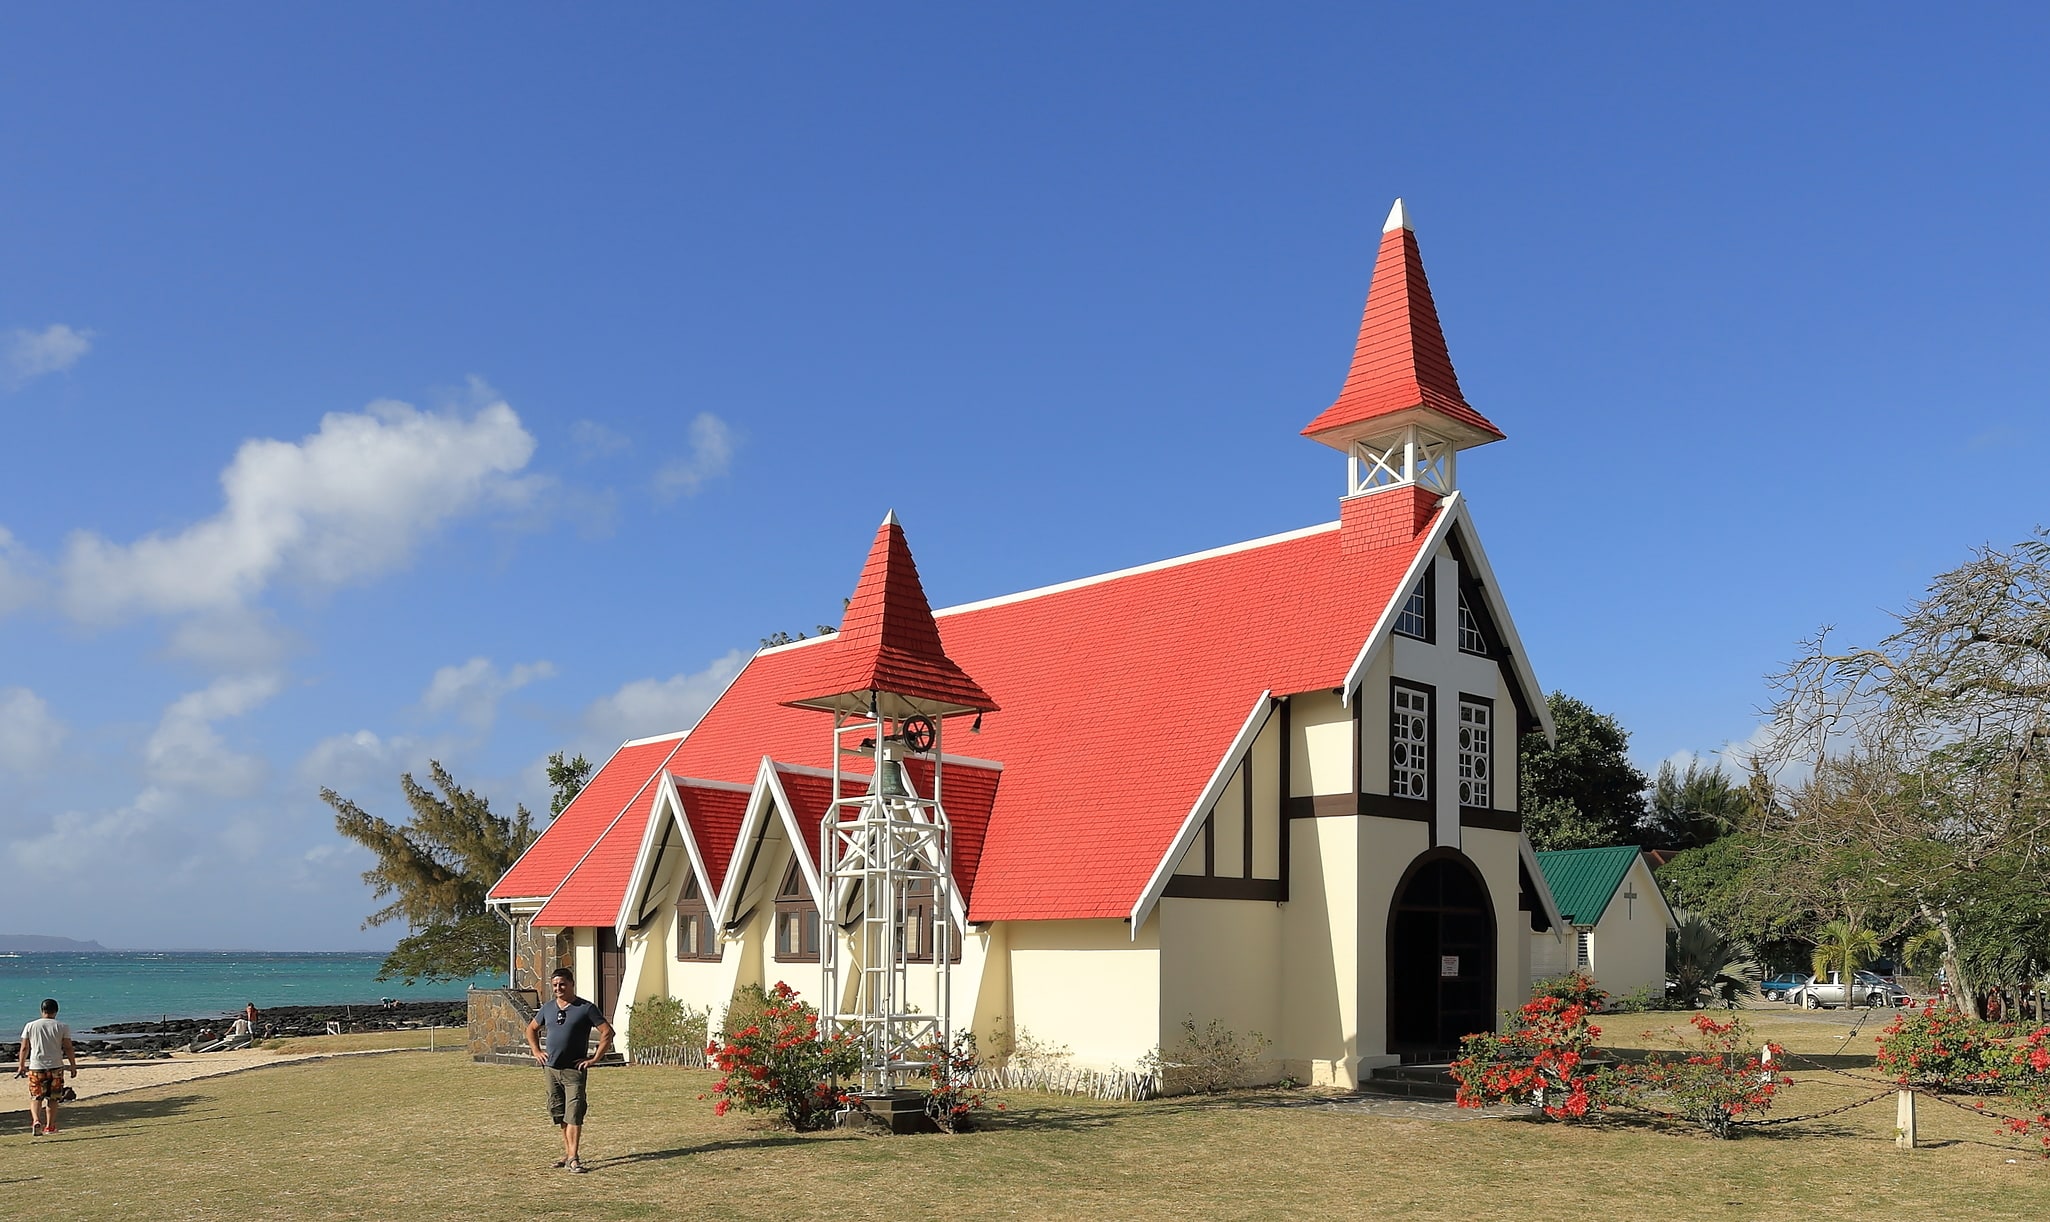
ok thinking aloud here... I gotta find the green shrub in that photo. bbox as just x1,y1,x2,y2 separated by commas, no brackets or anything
625,995,709,1056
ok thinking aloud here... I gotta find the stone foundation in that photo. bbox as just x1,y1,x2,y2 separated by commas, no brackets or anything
468,987,539,1062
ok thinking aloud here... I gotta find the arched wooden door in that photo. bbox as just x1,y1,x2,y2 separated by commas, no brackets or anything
1387,850,1496,1061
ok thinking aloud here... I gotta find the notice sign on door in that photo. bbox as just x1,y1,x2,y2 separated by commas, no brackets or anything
1440,955,1460,978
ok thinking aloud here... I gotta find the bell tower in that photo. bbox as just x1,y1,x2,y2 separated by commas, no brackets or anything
1302,199,1505,501
783,511,996,1126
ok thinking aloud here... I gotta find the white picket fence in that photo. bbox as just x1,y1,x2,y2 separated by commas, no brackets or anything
630,1043,710,1068
969,1062,1159,1101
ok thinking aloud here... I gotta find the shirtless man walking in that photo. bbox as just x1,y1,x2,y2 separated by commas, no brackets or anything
16,998,78,1136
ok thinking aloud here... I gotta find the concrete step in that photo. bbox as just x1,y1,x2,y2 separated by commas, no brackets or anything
1358,1063,1460,1101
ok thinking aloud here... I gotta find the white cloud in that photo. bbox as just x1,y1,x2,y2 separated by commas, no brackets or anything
59,395,538,623
571,419,631,460
8,786,184,876
0,688,66,775
298,729,428,797
653,413,736,500
143,673,285,797
579,649,748,748
421,657,556,730
0,526,45,615
163,606,296,670
4,324,92,388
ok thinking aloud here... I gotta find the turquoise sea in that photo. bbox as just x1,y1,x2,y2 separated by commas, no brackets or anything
0,951,500,1033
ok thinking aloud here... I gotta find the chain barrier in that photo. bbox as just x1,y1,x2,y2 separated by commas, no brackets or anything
1732,1084,1896,1126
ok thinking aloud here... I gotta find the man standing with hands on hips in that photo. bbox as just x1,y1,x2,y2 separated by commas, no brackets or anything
525,967,612,1173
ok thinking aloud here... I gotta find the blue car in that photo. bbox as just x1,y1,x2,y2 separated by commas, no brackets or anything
1761,972,1809,1002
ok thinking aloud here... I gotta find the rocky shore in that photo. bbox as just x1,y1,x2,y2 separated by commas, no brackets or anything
1,999,466,1060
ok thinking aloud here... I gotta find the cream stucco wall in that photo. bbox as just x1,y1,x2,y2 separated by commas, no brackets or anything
1159,897,1282,1084
1007,916,1161,1071
1281,815,1358,1084
1588,856,1671,999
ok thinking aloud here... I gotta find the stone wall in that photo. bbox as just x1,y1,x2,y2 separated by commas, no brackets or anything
512,921,573,992
468,987,539,1062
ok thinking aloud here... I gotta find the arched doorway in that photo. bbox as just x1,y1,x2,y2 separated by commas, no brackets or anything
1387,849,1496,1061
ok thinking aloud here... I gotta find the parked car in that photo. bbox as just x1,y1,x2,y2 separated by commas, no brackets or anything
1761,972,1809,1002
1788,971,1910,1009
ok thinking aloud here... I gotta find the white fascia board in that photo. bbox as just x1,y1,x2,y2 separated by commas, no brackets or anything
1340,491,1464,704
1127,691,1276,937
1520,834,1568,942
488,734,686,906
935,522,1341,620
612,773,719,942
1446,499,1556,744
713,757,782,928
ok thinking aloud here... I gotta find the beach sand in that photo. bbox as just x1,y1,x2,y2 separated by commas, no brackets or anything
16,1048,416,1108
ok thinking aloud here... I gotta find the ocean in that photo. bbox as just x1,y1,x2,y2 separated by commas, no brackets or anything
0,951,501,1033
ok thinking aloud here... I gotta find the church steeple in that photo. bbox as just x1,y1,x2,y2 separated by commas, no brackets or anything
1302,199,1505,499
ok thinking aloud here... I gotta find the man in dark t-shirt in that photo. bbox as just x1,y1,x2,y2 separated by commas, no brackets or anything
524,967,613,1173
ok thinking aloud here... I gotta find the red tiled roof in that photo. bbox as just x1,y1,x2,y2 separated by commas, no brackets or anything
661,510,1440,922
677,780,750,905
1301,215,1505,447
788,514,996,717
903,756,1000,907
491,735,683,901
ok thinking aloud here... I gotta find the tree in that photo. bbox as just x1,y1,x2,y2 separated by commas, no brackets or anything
546,751,592,818
1518,692,1649,850
323,761,539,983
1655,831,1814,970
1666,915,1756,1008
1809,919,1881,1008
1758,531,2050,1017
1641,760,1747,851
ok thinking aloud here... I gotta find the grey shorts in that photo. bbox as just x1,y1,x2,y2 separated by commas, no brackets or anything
547,1066,588,1126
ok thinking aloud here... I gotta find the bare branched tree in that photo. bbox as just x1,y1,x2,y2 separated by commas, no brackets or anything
1754,531,2050,1015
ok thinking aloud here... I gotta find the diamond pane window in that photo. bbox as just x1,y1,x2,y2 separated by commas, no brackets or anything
1392,685,1429,799
1458,699,1491,808
1458,592,1487,655
1394,583,1429,639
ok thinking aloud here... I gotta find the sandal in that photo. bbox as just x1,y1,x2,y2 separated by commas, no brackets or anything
568,1159,588,1174
551,1157,571,1169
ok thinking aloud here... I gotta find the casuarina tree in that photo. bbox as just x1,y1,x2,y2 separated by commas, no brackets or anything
323,761,538,983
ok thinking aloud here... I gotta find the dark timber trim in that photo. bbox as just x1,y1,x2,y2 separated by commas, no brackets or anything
1361,792,1432,822
1163,875,1284,902
1277,696,1291,902
1460,806,1521,832
1287,793,1358,819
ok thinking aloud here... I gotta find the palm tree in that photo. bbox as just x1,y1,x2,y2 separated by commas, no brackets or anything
1666,915,1756,1008
1811,919,1881,1008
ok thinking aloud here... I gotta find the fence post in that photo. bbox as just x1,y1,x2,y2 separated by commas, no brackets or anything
1760,1045,1774,1085
1895,1089,1916,1150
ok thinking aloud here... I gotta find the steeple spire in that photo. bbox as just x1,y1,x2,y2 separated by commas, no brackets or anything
784,513,997,720
1302,199,1504,499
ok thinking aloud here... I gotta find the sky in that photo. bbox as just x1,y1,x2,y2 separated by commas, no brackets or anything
1,5,2045,950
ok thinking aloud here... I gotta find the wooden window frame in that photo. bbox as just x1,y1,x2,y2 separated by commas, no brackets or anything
1390,679,1434,803
1456,694,1494,813
1393,562,1436,642
772,858,820,963
675,874,719,962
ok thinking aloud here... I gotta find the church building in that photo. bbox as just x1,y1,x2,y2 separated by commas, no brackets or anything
489,200,1565,1084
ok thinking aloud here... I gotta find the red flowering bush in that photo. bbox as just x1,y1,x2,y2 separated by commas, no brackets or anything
1997,1024,2050,1156
704,981,862,1131
918,1030,991,1133
1874,1003,2015,1093
1530,971,1610,1012
1451,995,1612,1120
1620,1014,1785,1139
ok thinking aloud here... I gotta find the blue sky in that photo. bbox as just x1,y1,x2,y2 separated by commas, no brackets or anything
2,6,2044,950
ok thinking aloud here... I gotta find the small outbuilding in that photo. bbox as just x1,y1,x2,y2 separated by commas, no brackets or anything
1530,845,1677,999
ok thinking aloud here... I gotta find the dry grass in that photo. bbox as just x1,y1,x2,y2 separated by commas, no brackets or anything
259,1027,466,1055
1,1033,2043,1222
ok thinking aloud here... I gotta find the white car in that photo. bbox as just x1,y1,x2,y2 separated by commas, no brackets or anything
1787,971,1908,1009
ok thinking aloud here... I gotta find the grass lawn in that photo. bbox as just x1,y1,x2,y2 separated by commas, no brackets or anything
3,1014,2044,1222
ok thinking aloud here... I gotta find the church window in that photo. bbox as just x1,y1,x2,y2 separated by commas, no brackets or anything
1394,577,1431,640
899,875,961,964
1458,592,1488,655
773,858,819,962
1576,929,1593,969
675,874,718,961
1391,683,1430,800
1458,698,1492,809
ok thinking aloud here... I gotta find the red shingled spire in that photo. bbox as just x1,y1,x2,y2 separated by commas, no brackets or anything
785,512,997,718
1301,199,1505,451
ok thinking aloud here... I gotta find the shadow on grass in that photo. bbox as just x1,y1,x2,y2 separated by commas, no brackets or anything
593,1134,819,1167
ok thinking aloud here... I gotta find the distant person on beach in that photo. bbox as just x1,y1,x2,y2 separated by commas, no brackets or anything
15,998,78,1136
524,967,612,1174
244,1002,259,1027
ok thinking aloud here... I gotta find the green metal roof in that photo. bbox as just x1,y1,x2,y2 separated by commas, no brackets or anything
1532,845,1643,927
